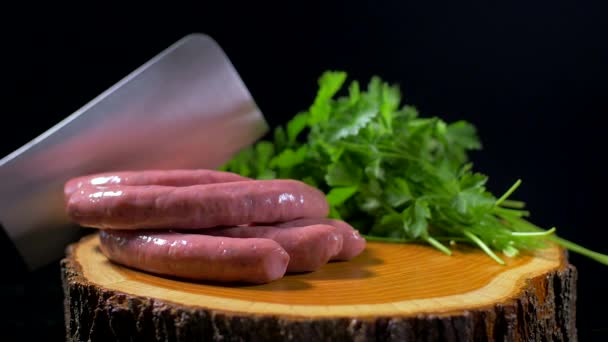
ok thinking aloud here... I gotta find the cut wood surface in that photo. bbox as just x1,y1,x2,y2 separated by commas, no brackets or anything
61,233,577,341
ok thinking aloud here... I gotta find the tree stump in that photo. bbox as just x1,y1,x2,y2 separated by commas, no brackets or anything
60,233,577,341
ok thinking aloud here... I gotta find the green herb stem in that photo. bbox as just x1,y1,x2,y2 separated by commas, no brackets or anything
493,207,530,218
462,229,506,265
510,227,556,237
499,199,526,209
426,236,453,255
495,179,522,207
502,215,608,265
549,236,608,266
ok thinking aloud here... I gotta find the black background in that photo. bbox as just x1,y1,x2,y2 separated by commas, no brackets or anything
1,2,607,340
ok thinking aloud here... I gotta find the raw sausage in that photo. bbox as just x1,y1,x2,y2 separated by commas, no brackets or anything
275,218,366,261
66,180,330,230
98,229,290,284
202,224,343,272
64,169,249,198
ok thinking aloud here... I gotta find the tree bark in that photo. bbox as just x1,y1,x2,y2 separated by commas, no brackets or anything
61,234,577,341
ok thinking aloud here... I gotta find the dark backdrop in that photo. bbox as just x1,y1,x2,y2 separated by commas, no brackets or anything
2,2,606,340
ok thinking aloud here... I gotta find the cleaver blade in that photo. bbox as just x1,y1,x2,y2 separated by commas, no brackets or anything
0,33,269,271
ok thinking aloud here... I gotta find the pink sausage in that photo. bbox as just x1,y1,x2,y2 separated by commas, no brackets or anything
275,218,366,261
98,229,289,284
64,169,249,198
202,224,343,273
66,180,330,230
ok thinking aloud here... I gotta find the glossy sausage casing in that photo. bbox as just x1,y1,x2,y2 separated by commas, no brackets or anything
276,217,366,261
202,224,343,272
66,179,330,229
64,169,250,199
98,229,290,284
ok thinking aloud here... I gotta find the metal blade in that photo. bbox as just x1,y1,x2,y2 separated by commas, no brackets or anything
0,33,269,270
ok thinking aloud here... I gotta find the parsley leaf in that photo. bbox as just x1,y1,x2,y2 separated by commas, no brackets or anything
287,112,309,144
221,71,608,266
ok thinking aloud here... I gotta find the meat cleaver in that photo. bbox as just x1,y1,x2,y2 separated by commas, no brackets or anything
0,33,269,271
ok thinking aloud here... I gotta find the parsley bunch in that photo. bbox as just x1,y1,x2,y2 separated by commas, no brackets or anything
221,71,608,265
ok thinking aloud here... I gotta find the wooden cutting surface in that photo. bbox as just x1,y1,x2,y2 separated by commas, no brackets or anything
73,233,562,318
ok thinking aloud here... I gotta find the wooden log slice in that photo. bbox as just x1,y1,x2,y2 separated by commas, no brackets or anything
61,233,577,341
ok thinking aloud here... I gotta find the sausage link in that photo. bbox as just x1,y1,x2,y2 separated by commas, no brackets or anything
275,218,366,261
98,229,289,284
64,169,249,198
202,224,343,272
66,180,330,229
